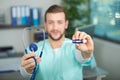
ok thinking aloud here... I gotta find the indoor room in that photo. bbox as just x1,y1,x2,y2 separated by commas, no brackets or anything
0,0,120,80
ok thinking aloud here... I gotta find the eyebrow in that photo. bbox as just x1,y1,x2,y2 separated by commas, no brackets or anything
47,19,65,22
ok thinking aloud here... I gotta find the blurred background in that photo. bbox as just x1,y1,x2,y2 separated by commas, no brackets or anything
0,0,120,80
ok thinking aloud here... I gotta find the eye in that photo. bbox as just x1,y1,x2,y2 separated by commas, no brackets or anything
58,21,63,24
47,21,54,24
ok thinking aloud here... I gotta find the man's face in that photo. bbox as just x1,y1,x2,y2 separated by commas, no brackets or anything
44,12,68,41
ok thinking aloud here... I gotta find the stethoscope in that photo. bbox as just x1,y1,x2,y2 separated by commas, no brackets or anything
22,26,45,80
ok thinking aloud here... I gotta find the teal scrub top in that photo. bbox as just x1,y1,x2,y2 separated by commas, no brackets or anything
29,38,91,80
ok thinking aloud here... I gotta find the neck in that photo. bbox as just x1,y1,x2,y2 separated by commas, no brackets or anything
49,36,65,49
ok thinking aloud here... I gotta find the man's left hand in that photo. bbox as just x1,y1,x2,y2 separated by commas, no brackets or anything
72,31,94,54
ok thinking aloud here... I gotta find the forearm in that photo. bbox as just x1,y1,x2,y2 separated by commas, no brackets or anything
20,66,32,78
26,68,34,74
81,51,93,60
75,49,93,62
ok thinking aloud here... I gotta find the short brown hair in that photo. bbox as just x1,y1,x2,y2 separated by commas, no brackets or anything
44,4,68,22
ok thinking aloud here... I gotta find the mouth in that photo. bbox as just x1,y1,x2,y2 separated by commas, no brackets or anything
51,30,60,35
49,30,62,40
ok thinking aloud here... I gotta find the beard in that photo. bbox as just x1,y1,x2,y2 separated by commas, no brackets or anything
48,30,65,41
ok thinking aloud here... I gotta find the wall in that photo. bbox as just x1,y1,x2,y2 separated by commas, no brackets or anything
93,37,120,80
0,0,61,53
0,28,30,53
0,0,61,24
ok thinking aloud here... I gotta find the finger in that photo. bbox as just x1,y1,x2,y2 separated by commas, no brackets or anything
74,31,80,40
83,35,92,43
35,56,41,63
24,61,36,69
83,35,94,51
21,53,35,67
72,34,76,40
24,57,41,70
21,57,35,67
81,34,89,42
22,53,36,61
79,32,87,40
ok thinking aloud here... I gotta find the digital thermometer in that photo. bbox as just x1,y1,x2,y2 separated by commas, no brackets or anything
65,40,87,44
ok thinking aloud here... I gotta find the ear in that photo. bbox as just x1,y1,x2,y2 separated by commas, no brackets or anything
65,20,69,29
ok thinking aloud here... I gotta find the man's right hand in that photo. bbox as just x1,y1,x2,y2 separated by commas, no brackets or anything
21,52,41,74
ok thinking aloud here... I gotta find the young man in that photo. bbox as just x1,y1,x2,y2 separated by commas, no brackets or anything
20,5,94,80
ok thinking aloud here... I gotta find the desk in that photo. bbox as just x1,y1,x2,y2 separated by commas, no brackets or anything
0,57,27,80
0,57,21,73
83,66,108,80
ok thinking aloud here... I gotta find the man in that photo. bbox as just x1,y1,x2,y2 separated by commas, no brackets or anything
20,4,94,80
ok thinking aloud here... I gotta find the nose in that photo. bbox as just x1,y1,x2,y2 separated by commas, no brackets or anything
53,23,58,30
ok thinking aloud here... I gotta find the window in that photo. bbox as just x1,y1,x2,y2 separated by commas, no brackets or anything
91,0,120,43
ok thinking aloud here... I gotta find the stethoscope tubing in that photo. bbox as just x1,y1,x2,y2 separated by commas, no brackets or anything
22,27,46,80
